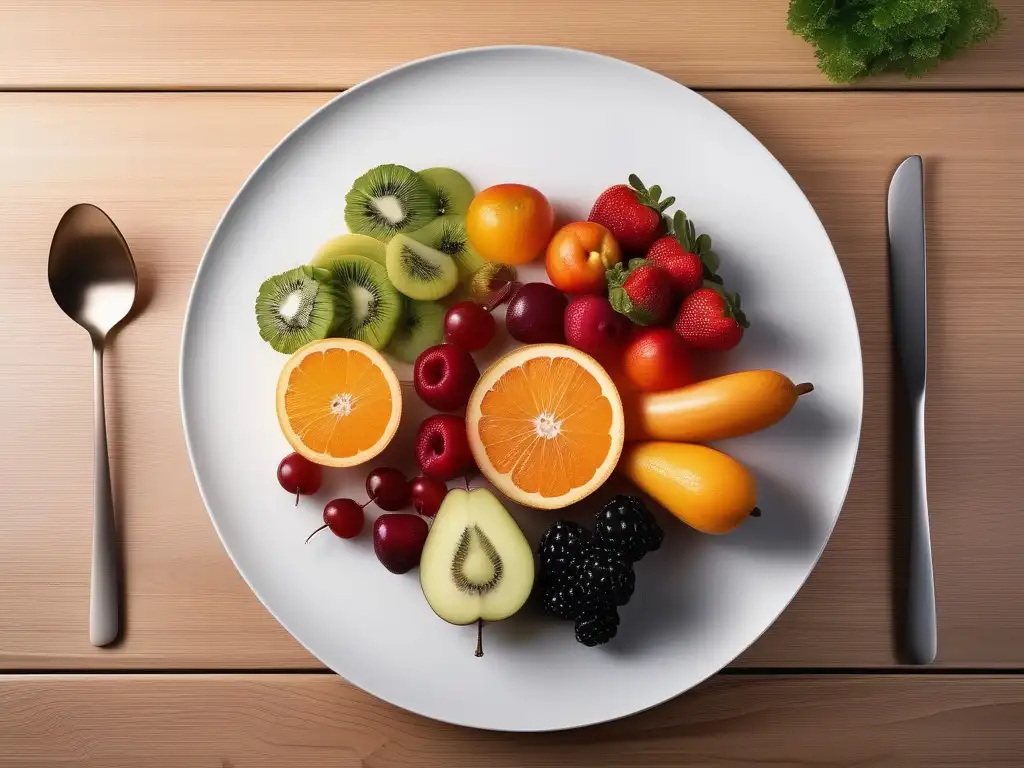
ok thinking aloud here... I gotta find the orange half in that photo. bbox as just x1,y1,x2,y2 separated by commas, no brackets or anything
276,338,402,467
466,344,624,510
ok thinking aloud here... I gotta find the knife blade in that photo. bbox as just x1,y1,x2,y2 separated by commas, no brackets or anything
887,155,936,664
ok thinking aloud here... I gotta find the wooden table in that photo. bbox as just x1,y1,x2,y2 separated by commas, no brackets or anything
1,2,1023,764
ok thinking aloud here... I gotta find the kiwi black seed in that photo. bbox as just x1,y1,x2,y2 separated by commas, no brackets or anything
418,167,475,218
344,164,436,242
254,265,336,354
409,215,485,279
385,299,445,364
324,254,402,350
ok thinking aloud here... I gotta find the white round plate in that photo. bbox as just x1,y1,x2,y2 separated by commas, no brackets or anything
181,46,862,732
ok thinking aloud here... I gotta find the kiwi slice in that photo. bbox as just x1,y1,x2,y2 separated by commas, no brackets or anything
311,233,386,267
409,215,485,280
344,164,435,242
322,254,402,349
419,167,475,217
386,299,445,364
254,265,336,354
386,234,460,301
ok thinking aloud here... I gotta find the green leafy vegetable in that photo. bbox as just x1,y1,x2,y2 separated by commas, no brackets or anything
787,0,1003,84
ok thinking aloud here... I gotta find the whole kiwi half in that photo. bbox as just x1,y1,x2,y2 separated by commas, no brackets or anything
344,164,436,242
254,265,336,354
385,235,459,301
323,254,402,350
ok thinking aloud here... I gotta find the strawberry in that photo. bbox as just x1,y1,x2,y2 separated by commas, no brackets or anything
606,259,674,326
588,174,674,255
646,210,720,296
673,286,749,351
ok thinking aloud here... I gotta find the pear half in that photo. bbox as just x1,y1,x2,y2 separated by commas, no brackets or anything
420,488,535,652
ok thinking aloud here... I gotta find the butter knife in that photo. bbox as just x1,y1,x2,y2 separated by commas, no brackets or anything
887,155,936,664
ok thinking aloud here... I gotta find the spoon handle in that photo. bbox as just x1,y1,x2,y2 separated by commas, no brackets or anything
91,345,120,647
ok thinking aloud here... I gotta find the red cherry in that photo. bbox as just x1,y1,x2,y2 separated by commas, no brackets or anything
365,466,410,511
373,514,429,574
409,475,448,518
444,301,496,351
413,344,480,412
277,452,323,505
415,414,474,480
306,498,365,542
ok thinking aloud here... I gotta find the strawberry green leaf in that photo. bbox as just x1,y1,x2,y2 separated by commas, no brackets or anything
701,249,721,275
626,257,649,270
608,283,657,326
648,185,662,202
658,196,675,212
628,174,647,194
606,262,629,290
695,234,711,256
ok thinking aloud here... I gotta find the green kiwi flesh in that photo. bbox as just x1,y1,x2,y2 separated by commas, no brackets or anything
385,235,459,301
386,299,445,364
408,215,485,280
311,233,386,267
255,265,336,354
344,164,435,242
418,167,475,217
323,255,402,349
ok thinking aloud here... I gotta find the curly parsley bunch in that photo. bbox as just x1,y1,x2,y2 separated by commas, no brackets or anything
788,0,1003,83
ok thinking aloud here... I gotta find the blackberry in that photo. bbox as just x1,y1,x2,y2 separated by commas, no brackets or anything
541,580,581,620
537,520,592,579
578,547,635,607
594,495,663,563
575,608,619,647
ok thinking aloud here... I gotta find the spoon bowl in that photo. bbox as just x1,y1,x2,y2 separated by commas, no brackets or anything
48,203,138,647
49,204,137,339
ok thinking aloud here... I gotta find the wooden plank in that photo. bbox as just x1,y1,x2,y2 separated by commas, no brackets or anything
1,674,1022,765
1,92,1022,670
0,0,1022,90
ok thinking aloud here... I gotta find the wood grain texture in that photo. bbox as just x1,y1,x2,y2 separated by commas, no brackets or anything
1,93,1023,670
0,0,1021,90
1,674,1023,766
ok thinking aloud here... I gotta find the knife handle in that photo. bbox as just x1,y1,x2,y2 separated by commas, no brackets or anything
906,397,937,664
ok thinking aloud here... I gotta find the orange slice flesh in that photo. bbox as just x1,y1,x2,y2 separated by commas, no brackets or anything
276,338,402,467
466,344,624,510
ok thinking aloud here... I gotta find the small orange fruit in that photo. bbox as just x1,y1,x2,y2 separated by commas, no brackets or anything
545,221,622,294
466,183,555,265
276,338,402,467
466,344,624,510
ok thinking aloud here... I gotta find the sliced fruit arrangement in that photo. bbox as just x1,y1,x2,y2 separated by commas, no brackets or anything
538,495,662,647
344,163,435,242
466,344,625,510
276,338,402,468
420,487,535,656
255,266,336,354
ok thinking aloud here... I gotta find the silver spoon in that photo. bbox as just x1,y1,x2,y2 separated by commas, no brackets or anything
48,204,137,647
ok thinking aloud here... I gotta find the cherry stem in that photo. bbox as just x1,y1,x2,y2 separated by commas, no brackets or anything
795,383,814,396
361,496,374,509
464,475,471,491
483,281,515,312
304,524,328,544
474,619,484,658
750,507,762,518
294,489,301,506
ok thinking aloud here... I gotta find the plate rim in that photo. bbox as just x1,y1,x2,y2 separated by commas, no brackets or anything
179,44,864,732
